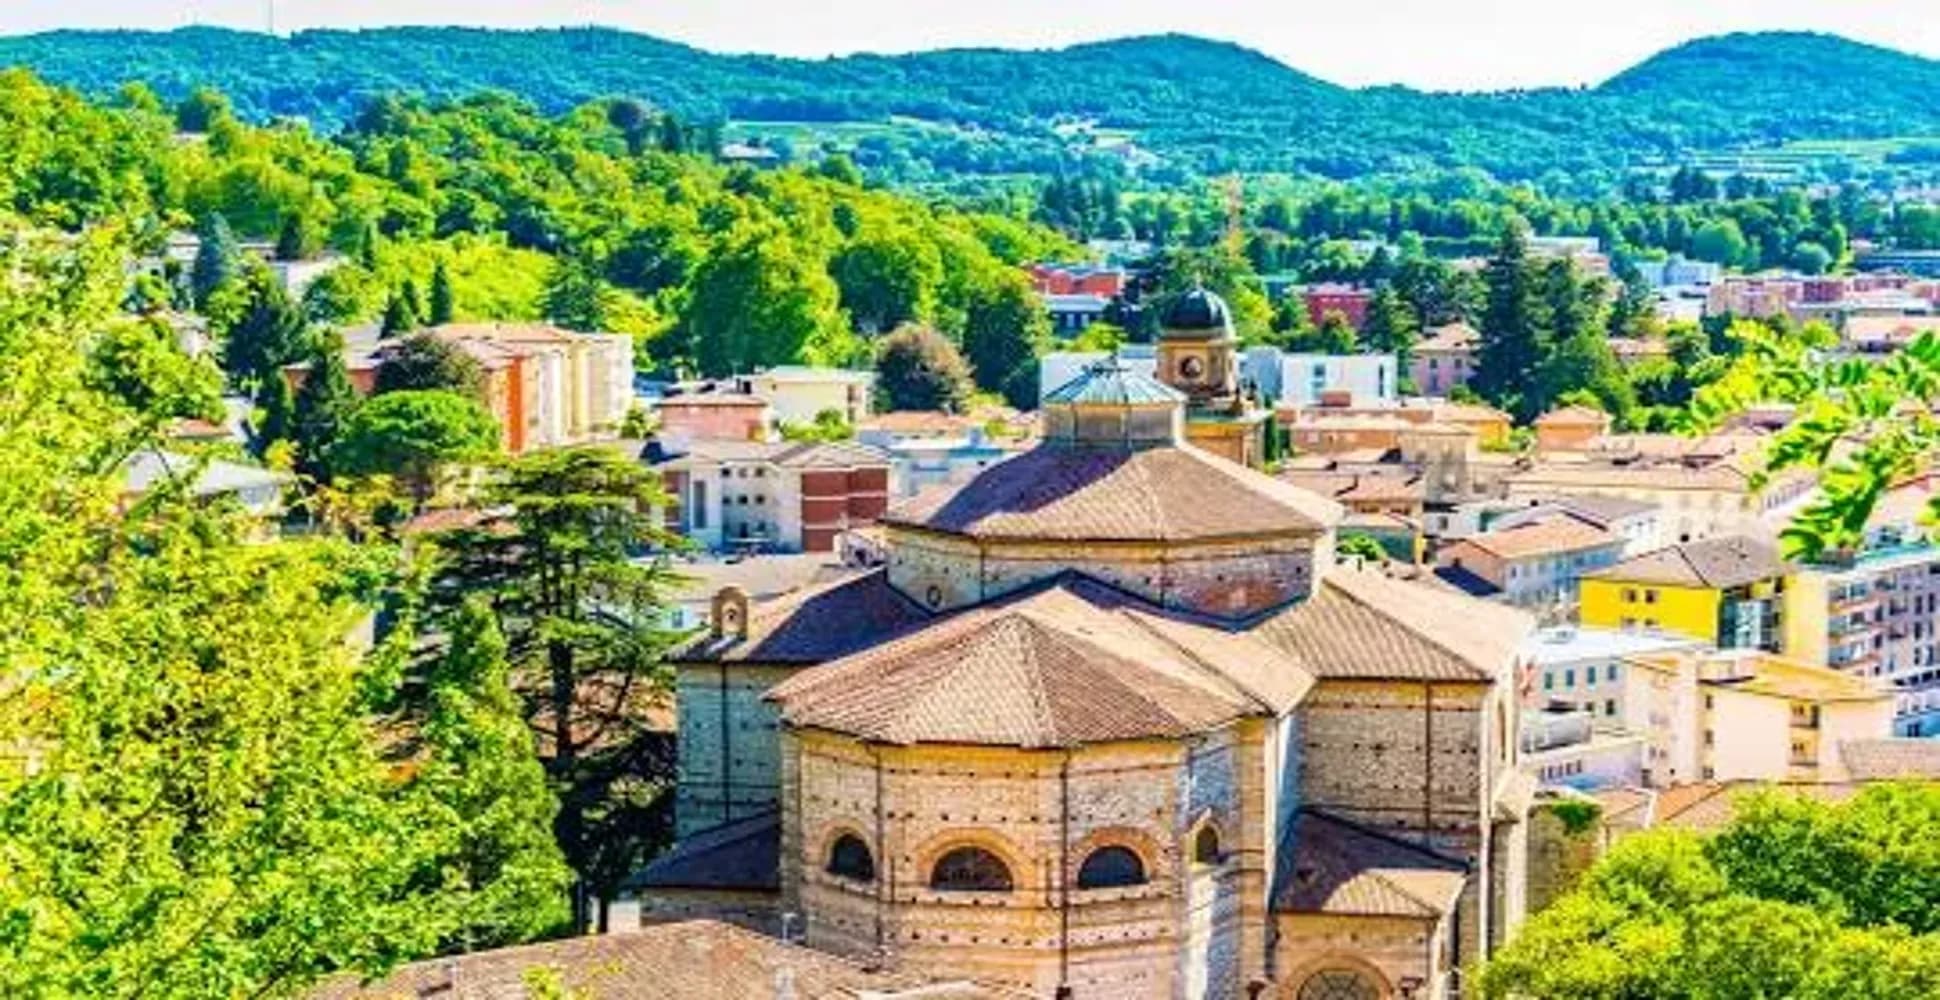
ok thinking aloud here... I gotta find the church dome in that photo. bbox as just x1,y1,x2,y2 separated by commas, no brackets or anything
1160,286,1234,340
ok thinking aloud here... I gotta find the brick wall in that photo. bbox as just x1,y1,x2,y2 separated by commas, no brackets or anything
674,661,797,837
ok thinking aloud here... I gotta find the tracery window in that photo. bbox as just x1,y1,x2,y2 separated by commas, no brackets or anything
1296,968,1383,1000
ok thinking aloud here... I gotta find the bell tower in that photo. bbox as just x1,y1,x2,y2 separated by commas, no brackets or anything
1155,285,1241,407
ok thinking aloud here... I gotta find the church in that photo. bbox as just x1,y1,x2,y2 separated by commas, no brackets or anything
632,290,1537,1000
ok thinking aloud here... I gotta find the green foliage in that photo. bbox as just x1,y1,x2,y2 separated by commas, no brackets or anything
875,324,974,412
779,408,856,443
684,226,852,376
11,28,1940,184
292,332,360,483
1336,533,1387,564
1482,783,1940,1000
1549,798,1603,835
332,389,498,503
375,333,487,397
541,255,617,333
830,225,941,334
0,221,559,999
85,315,225,426
219,263,311,391
961,267,1051,409
190,211,241,308
424,448,688,927
428,258,456,325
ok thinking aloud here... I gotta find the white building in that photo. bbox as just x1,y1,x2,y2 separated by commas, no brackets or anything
1248,350,1400,407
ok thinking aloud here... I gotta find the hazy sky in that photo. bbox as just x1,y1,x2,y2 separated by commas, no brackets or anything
5,0,1939,90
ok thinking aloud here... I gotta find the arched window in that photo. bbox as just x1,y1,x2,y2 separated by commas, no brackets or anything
826,834,875,882
1076,846,1147,889
929,846,1013,892
1296,968,1383,1000
1193,825,1221,866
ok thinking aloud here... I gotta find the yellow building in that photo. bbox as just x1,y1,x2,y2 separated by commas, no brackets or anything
1578,536,1786,649
1622,649,1894,785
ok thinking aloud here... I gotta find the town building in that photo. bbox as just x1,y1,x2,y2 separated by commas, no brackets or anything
631,356,1540,1000
1503,451,1816,547
1435,517,1626,613
1043,292,1112,333
1579,536,1787,650
1531,406,1611,453
856,416,1023,499
1410,322,1480,396
734,367,874,428
651,392,774,446
1518,706,1647,791
1255,351,1400,409
122,448,291,522
1630,255,1720,289
1491,495,1662,558
1026,263,1128,298
1522,625,1706,725
648,439,892,554
1298,283,1373,328
1781,483,1940,737
1621,649,1894,786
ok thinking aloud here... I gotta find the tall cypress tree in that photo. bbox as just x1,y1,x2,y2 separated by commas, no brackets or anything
222,267,309,393
429,259,457,326
191,212,242,308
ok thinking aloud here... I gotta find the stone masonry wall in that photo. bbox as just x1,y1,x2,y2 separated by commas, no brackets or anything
675,661,796,837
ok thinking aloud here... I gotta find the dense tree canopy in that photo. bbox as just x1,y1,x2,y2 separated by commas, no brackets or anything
1481,784,1940,999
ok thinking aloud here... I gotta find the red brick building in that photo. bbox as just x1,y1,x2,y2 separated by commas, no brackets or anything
1025,263,1127,297
1301,283,1373,328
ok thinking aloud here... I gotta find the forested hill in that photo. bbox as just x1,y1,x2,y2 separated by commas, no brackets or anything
4,26,1940,182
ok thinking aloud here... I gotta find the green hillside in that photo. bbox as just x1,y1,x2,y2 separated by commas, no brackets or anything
2,27,1939,183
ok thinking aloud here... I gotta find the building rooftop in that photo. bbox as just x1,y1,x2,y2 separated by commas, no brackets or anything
767,576,1314,748
1250,566,1532,683
1457,517,1619,561
122,449,291,499
675,569,934,664
1274,809,1467,918
1628,649,1889,704
1041,358,1187,407
1837,738,1940,780
1416,321,1480,352
309,917,1006,999
1586,535,1783,589
1523,625,1704,667
883,440,1341,544
1534,405,1611,428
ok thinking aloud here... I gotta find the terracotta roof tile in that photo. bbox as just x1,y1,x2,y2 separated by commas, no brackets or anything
1249,567,1533,682
1536,405,1611,427
1275,810,1468,918
885,443,1341,542
675,570,934,664
1838,738,1940,780
1456,517,1618,561
1416,322,1480,352
767,577,1314,747
1587,536,1784,589
310,919,1006,999
1654,781,1868,832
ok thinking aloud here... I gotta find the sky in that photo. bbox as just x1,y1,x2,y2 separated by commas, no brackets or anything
4,0,1939,91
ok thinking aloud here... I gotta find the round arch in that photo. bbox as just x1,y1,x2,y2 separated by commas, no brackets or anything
1277,952,1396,1000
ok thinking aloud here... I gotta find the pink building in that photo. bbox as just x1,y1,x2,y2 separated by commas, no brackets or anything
653,393,773,444
1411,321,1480,395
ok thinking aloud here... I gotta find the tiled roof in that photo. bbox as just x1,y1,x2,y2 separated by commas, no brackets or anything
1586,536,1783,589
1274,809,1468,918
655,393,770,408
1042,359,1187,406
1416,322,1479,352
649,439,890,471
1519,493,1659,524
1535,405,1610,427
1838,738,1940,780
309,919,1002,999
675,570,934,664
627,811,779,892
670,556,855,605
1457,517,1618,560
1249,567,1532,682
884,442,1341,542
1653,781,1868,832
768,577,1314,748
1508,461,1751,492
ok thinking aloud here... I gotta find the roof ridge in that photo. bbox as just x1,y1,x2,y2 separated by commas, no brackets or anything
1118,609,1274,714
1323,572,1496,681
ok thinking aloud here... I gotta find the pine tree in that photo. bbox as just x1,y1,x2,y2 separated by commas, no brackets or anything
381,286,422,337
221,267,310,393
292,333,359,482
1361,286,1419,374
191,212,242,308
1475,223,1546,421
275,213,309,262
429,259,456,326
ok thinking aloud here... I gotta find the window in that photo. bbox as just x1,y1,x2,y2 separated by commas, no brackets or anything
827,834,875,882
1543,672,1554,691
1076,846,1146,889
930,846,1012,892
1623,588,1638,603
1606,699,1617,716
691,481,708,531
1297,969,1382,1000
1193,826,1221,866
1608,663,1621,682
1565,669,1575,688
1645,589,1659,605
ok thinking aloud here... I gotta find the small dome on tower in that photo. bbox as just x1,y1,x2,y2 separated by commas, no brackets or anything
1160,286,1234,339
